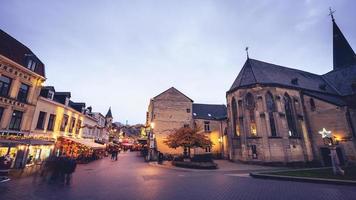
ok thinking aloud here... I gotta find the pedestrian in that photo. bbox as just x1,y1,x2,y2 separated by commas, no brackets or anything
114,148,118,161
111,150,115,161
65,157,77,185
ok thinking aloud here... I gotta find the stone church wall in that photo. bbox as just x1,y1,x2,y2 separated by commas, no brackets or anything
303,95,356,164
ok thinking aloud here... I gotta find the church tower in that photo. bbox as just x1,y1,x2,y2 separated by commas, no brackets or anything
331,9,356,70
105,107,113,128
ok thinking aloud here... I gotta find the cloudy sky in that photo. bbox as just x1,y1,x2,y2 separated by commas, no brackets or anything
1,0,355,124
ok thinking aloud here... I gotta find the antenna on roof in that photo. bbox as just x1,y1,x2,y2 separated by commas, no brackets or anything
245,46,249,59
329,7,335,21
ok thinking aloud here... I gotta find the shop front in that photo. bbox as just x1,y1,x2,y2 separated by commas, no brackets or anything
0,137,55,169
55,137,106,163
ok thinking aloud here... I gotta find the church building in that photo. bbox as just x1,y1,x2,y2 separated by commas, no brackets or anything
226,15,356,166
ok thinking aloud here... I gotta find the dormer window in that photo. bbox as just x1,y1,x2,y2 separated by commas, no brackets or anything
291,78,299,85
27,59,37,71
319,84,327,91
65,97,70,106
47,90,54,100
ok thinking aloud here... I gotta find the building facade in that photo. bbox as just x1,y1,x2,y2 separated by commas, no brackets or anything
146,87,227,156
0,29,51,168
226,17,356,166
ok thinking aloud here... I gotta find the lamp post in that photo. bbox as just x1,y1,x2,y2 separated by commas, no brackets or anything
318,128,344,176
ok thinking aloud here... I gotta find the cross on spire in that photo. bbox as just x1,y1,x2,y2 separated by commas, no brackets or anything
329,7,335,21
245,46,249,59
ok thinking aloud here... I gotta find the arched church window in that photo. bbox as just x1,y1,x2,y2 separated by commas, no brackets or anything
231,97,239,136
284,93,298,137
245,93,257,136
266,92,277,137
309,98,316,112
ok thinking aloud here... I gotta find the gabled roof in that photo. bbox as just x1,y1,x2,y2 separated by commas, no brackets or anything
228,58,337,95
153,87,193,102
192,103,227,120
0,29,45,77
332,19,356,70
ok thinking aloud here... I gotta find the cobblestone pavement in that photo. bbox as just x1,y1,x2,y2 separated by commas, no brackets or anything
1,152,355,200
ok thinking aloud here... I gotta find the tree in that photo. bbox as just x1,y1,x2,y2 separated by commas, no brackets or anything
164,126,213,157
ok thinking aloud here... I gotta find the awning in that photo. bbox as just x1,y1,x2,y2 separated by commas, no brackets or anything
0,139,54,146
63,137,106,149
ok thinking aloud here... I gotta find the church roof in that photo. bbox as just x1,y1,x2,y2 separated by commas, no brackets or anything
332,19,356,70
302,91,346,106
228,58,337,95
106,107,113,118
0,29,45,77
192,103,227,120
323,63,356,96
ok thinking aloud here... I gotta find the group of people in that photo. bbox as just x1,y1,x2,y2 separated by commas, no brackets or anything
41,155,77,185
108,145,120,161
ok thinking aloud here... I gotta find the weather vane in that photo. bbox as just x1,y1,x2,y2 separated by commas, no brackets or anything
245,46,249,59
329,7,335,21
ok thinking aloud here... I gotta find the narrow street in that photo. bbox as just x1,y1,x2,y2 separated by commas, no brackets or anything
0,152,355,200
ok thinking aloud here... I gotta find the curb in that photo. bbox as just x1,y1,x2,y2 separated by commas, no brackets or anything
250,172,356,186
148,162,218,172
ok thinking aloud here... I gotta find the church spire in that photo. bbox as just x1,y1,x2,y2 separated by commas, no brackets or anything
106,107,113,118
331,8,356,70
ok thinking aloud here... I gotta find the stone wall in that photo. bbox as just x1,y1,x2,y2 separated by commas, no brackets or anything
227,86,313,164
303,94,356,164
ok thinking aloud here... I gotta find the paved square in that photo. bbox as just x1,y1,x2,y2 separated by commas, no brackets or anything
1,152,355,200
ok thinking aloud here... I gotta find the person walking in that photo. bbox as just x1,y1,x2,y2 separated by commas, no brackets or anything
65,157,77,185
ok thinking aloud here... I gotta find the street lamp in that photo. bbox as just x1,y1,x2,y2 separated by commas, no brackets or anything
318,128,344,175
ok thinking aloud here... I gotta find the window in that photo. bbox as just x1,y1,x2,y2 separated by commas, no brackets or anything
47,114,56,131
69,117,76,133
60,114,69,131
186,108,191,113
246,93,257,136
36,111,46,130
27,59,36,71
204,121,210,132
0,76,12,97
266,92,277,137
75,119,82,134
284,93,298,137
231,97,239,136
47,91,54,100
9,110,23,131
17,83,30,103
0,107,4,123
310,98,316,112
